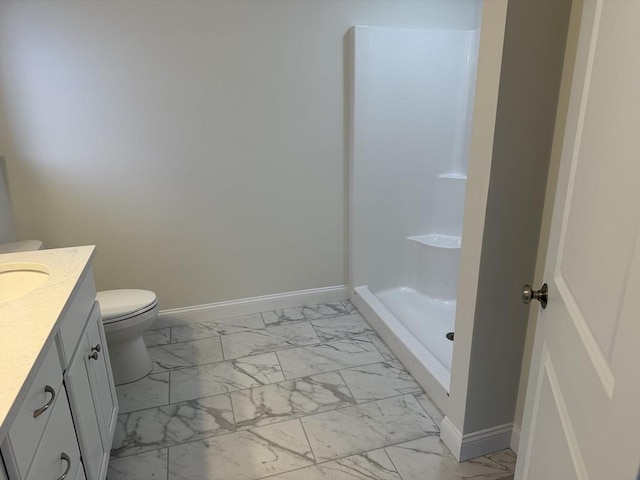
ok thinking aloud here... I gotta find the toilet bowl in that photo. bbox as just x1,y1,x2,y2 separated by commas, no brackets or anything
97,289,158,385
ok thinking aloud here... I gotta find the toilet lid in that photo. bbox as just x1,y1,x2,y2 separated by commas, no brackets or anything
97,289,157,323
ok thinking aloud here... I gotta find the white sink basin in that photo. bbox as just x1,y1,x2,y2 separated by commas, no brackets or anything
0,263,50,302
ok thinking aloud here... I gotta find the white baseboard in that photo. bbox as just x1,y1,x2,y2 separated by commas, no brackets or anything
510,424,521,454
152,285,349,329
441,417,514,462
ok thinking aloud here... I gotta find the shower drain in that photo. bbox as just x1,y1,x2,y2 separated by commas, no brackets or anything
446,332,454,341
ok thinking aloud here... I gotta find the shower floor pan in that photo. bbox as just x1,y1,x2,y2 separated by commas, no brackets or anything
351,285,454,411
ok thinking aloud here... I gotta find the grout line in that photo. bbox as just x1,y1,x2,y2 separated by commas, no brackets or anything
274,350,285,381
165,447,170,480
383,443,405,480
412,392,443,431
336,369,358,404
218,335,226,361
296,418,317,466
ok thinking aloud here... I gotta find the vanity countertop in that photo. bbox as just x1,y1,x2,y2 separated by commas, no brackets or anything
0,245,96,438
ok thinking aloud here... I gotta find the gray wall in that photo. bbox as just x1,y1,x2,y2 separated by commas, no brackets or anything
462,0,572,433
0,0,479,309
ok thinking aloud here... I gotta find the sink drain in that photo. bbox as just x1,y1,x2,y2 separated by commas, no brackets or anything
446,332,454,341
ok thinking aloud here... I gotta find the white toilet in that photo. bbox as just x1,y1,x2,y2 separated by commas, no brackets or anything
96,289,159,385
0,239,158,385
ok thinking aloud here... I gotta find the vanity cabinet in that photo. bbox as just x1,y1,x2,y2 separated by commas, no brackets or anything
0,256,118,480
1,342,83,480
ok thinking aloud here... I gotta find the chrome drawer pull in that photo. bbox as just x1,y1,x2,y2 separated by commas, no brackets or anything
57,452,71,480
33,385,55,418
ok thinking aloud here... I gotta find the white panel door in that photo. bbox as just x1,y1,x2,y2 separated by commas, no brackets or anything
516,1,640,479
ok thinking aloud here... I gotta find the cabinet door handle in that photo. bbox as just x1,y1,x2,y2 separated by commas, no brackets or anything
33,385,56,418
57,452,71,480
91,344,101,353
88,351,99,361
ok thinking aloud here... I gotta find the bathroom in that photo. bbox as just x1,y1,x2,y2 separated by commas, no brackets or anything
0,0,604,479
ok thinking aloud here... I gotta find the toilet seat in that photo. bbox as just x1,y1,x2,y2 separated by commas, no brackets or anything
97,289,158,324
97,289,158,385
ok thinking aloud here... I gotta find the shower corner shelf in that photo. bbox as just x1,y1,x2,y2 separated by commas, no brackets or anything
407,234,461,249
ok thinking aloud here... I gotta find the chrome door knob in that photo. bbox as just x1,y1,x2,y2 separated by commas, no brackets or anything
522,283,548,309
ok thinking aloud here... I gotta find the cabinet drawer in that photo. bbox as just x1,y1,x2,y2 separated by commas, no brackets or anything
3,341,63,478
26,387,82,480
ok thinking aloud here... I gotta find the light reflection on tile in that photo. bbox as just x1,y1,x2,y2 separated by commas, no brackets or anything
148,337,223,371
267,449,401,480
220,321,320,359
262,303,351,326
170,314,264,343
277,339,384,379
385,435,516,480
107,449,167,480
340,361,422,403
167,419,313,480
115,372,169,414
231,371,356,428
169,352,284,403
311,314,375,342
301,394,437,462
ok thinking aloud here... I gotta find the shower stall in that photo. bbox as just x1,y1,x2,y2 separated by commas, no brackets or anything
349,26,480,409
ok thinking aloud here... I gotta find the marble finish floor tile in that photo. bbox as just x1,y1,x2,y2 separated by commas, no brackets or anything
220,321,320,359
167,419,314,480
262,302,351,326
148,337,223,371
340,361,422,403
109,301,517,480
144,328,171,347
369,334,397,360
170,313,265,343
169,352,284,403
385,435,516,480
301,394,437,462
107,449,167,480
231,371,356,428
267,449,401,480
277,339,384,379
112,394,234,457
414,392,445,430
311,314,375,342
342,300,359,314
115,372,170,414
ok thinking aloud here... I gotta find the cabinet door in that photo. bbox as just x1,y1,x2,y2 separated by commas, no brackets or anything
26,387,82,480
65,330,106,480
65,303,119,480
84,303,118,445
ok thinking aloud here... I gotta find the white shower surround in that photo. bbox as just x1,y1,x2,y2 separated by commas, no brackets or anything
349,26,479,412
